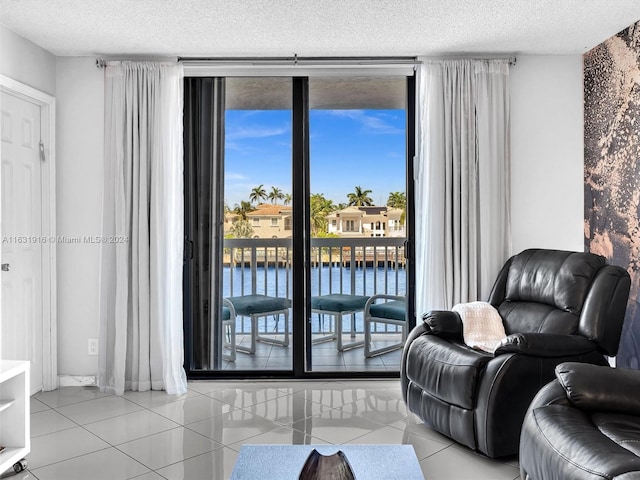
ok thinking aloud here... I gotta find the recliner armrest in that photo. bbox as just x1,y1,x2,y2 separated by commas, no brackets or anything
494,333,597,357
422,310,463,339
555,362,640,414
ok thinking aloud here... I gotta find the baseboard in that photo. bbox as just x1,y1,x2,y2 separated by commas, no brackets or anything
58,375,97,387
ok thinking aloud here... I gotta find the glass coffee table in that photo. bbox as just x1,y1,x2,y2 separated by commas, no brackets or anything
231,444,424,479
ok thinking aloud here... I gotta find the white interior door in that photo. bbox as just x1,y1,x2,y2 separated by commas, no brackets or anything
1,91,43,394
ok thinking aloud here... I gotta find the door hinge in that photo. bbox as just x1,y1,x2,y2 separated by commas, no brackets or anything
39,141,46,162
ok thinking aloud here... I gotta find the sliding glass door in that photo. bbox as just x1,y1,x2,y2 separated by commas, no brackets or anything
307,77,408,373
184,73,414,378
223,77,293,371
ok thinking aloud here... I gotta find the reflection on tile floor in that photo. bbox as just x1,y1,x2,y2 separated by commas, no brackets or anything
221,333,403,371
19,380,521,479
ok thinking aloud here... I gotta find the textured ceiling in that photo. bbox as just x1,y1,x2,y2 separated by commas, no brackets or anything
1,0,639,58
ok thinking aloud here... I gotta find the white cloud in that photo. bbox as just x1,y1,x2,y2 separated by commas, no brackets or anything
226,125,289,140
323,110,403,135
225,172,248,181
225,141,254,153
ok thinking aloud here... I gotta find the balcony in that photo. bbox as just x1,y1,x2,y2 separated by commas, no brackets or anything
221,236,407,371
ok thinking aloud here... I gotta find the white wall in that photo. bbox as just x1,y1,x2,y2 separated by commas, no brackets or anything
1,36,585,376
0,25,56,95
55,58,104,375
510,55,584,254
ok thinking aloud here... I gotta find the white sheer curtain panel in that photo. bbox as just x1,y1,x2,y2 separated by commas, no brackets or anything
99,61,187,396
415,59,511,317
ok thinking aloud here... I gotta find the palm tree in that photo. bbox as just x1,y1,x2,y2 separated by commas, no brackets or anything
387,191,406,209
283,193,292,206
310,193,336,236
347,186,374,207
249,184,267,204
268,186,284,204
233,200,255,221
229,220,254,239
387,191,407,225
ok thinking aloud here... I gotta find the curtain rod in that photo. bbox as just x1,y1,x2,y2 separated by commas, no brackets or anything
420,56,516,66
98,56,516,68
95,58,178,68
178,55,420,66
97,57,418,68
180,56,517,66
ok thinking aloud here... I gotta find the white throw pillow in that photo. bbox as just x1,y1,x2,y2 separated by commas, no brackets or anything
452,301,506,354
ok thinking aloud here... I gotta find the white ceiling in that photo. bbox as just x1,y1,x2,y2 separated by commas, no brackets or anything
1,0,639,58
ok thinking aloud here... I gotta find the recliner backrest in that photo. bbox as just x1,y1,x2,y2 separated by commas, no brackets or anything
504,250,605,313
489,249,611,338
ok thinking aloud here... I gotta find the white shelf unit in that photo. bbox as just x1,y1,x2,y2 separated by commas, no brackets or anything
0,360,30,475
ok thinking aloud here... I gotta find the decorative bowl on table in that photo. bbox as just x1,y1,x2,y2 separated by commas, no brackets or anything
299,448,356,480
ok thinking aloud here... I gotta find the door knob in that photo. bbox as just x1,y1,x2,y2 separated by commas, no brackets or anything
1,263,9,271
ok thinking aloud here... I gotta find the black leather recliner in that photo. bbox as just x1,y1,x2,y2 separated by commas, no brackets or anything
520,362,640,480
400,249,630,458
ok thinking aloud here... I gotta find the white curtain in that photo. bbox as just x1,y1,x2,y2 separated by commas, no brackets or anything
415,59,511,316
99,61,187,396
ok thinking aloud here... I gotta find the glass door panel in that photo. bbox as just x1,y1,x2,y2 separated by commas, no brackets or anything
308,77,408,373
221,77,293,372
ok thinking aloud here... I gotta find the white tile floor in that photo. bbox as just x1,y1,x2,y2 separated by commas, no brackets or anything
221,333,403,371
14,380,521,480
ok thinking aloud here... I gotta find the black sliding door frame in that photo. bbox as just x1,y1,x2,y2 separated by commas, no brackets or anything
292,77,312,375
184,73,416,379
406,75,417,334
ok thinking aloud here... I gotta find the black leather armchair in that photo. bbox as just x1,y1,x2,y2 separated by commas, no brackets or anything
520,362,640,480
400,249,630,458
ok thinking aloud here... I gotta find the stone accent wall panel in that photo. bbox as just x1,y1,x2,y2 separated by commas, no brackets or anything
584,21,640,368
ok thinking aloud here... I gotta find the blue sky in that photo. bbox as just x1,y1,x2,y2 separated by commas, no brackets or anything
224,109,406,208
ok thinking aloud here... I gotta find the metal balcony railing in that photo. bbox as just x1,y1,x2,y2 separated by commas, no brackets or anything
222,237,407,335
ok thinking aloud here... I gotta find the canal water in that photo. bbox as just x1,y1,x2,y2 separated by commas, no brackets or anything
222,265,407,298
222,265,407,333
